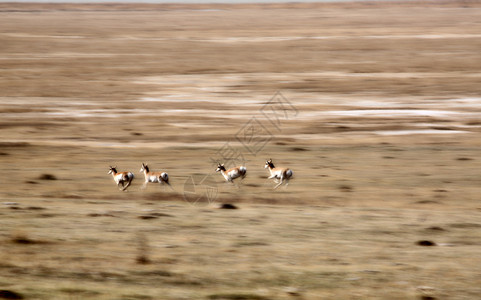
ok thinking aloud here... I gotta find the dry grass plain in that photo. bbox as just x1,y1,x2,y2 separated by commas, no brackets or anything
1,1,481,299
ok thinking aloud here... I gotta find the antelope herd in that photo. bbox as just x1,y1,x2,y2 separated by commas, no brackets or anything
108,160,293,191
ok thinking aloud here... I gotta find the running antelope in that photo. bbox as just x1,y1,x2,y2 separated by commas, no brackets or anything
140,163,172,190
265,159,293,189
215,163,247,184
108,166,134,191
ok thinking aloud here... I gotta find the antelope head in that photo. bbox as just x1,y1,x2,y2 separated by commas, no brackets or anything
265,159,275,169
108,166,117,174
215,163,226,172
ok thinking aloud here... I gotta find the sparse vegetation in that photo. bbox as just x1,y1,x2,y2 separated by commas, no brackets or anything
0,290,24,300
208,294,271,300
38,174,57,181
135,233,152,265
1,1,481,299
9,230,49,245
218,203,238,209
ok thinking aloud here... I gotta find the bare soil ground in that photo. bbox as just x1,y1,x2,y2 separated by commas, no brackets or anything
1,1,481,299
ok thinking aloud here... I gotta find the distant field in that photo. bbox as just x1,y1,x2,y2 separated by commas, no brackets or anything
1,1,481,299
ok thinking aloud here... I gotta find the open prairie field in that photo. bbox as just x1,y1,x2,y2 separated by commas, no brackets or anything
1,1,481,299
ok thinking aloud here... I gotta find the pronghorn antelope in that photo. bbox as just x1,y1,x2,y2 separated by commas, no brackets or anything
265,158,293,189
108,166,134,191
140,163,172,190
215,163,247,184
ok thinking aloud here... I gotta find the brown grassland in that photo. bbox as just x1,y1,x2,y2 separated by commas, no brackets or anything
1,1,481,299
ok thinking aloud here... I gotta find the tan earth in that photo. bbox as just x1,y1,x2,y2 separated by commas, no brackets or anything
1,1,481,299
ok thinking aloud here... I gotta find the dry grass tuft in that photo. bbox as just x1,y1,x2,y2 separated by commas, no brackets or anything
208,294,271,300
9,231,42,245
10,237,37,245
135,233,151,265
38,174,57,181
218,203,238,209
0,290,24,300
416,240,437,247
